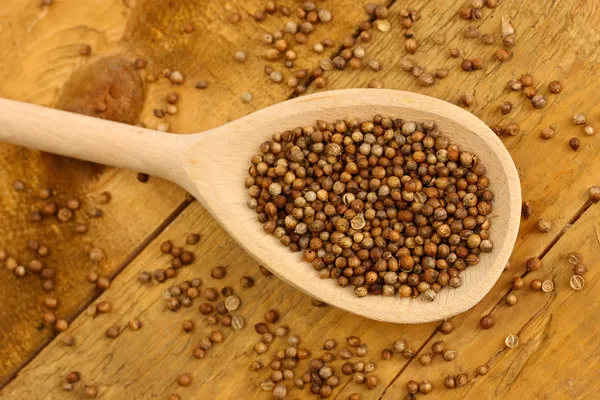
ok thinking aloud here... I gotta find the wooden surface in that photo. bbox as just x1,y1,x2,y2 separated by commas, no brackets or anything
1,0,599,398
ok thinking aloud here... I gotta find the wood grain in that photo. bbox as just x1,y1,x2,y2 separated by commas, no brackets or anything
3,0,600,398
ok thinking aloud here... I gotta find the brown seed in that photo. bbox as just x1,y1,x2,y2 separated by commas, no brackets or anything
500,101,513,115
418,353,433,366
439,321,453,334
96,301,111,313
569,137,580,151
504,293,517,306
530,279,542,291
204,288,219,301
405,39,419,54
512,277,524,290
570,275,585,290
526,257,542,271
456,373,469,387
177,373,192,387
182,320,194,332
540,126,555,140
105,326,120,339
128,318,142,330
442,349,457,361
495,48,511,61
536,218,552,233
531,94,547,109
548,80,562,94
480,314,493,329
89,247,105,262
459,7,472,19
573,263,588,276
186,233,200,244
505,334,519,348
477,365,489,376
211,266,226,279
66,371,81,383
199,303,213,315
96,277,110,290
419,380,433,394
265,309,280,323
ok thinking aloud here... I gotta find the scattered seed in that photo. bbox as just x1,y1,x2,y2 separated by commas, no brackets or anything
541,280,554,293
570,275,585,290
536,218,551,232
505,334,519,348
569,137,580,151
232,315,245,330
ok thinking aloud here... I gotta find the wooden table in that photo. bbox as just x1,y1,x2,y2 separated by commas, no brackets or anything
1,0,599,398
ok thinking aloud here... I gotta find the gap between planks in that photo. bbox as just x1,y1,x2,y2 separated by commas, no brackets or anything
0,198,193,389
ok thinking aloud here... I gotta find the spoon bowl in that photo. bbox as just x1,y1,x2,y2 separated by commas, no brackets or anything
0,89,521,323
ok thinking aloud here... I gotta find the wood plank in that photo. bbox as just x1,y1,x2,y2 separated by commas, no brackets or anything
0,0,379,389
1,202,436,399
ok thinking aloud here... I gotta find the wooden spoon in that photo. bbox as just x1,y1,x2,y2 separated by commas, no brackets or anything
0,89,521,323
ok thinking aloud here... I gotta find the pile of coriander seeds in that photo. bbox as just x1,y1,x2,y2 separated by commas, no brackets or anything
246,115,494,300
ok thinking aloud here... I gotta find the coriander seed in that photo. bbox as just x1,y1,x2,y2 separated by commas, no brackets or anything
570,275,585,290
431,340,444,354
526,257,542,272
381,349,392,360
531,94,547,109
418,353,433,366
584,125,595,136
530,279,542,290
505,334,519,348
540,126,555,140
265,309,280,323
477,365,489,375
512,277,524,290
419,380,433,394
444,375,456,389
569,137,580,151
573,114,586,125
573,263,587,276
548,80,562,94
500,101,513,115
480,314,493,329
504,293,517,306
456,373,468,387
443,349,457,361
439,321,453,334
541,280,554,292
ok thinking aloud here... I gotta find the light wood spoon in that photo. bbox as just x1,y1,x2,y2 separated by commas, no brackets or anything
0,89,521,323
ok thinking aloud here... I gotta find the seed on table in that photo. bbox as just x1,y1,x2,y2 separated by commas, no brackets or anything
570,275,585,290
439,321,453,334
569,137,580,151
240,276,255,288
444,375,456,389
323,339,337,350
531,94,547,109
137,271,152,284
356,344,368,357
477,364,489,375
210,330,224,343
66,371,81,383
541,280,554,293
181,320,194,333
505,334,519,348
530,279,542,291
96,301,111,313
265,309,280,324
89,247,105,262
105,326,120,339
419,73,435,87
419,380,433,394
419,353,433,366
480,315,493,329
193,347,206,359
403,348,414,359
96,277,110,290
526,257,542,271
177,373,192,387
456,372,468,387
460,93,474,107
443,349,457,361
128,318,142,330
241,92,253,103
83,385,97,398
540,126,555,140
198,303,213,315
274,326,289,337
504,293,517,306
548,80,562,94
573,113,586,125
169,71,184,85
500,101,513,115
381,349,392,360
225,295,240,311
512,277,524,290
405,38,419,54
536,218,551,233
347,336,360,347
204,288,219,301
55,319,69,331
431,340,444,354
584,125,595,136
573,263,587,276
288,335,299,347
14,266,26,277
435,68,449,79
210,266,226,279
232,315,245,330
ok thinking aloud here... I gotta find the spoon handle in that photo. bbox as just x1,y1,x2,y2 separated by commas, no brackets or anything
0,98,189,181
